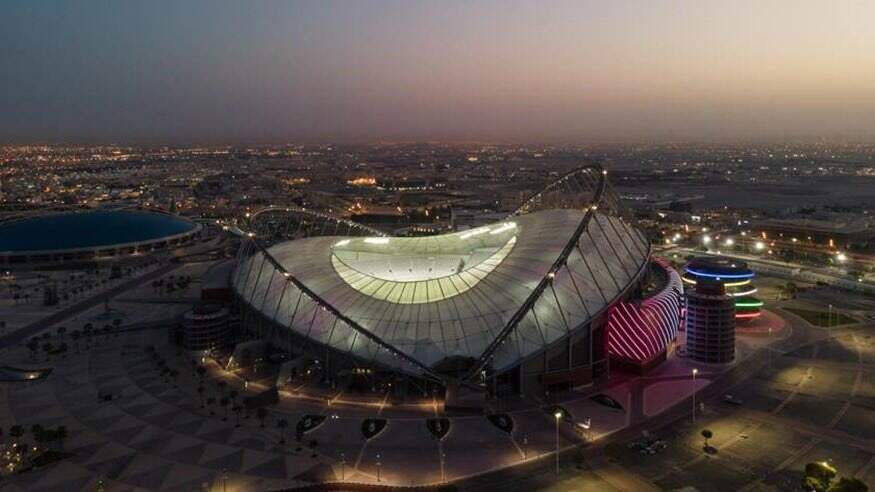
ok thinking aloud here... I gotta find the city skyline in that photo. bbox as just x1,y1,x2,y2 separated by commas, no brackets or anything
2,1,875,144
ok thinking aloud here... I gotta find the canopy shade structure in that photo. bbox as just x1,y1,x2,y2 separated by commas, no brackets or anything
232,164,651,382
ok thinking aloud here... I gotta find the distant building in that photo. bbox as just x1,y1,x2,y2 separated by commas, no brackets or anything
752,217,872,249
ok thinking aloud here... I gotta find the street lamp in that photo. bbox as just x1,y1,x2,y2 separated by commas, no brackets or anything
340,452,345,480
554,411,562,474
441,452,446,482
376,453,382,482
691,369,699,423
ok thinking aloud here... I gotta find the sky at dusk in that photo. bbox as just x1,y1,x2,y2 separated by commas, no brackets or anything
2,0,875,143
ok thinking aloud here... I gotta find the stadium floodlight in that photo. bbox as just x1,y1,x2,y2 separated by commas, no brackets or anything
364,237,390,245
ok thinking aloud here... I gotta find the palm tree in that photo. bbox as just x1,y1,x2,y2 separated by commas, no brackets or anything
277,418,288,444
9,424,24,443
169,369,180,387
71,330,81,353
27,338,39,360
701,429,713,449
257,408,268,428
30,424,45,447
217,381,227,397
56,426,67,451
229,390,239,407
219,397,230,421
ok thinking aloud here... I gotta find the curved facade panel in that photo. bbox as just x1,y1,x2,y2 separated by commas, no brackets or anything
607,257,683,363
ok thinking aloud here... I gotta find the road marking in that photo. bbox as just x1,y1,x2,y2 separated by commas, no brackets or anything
772,366,812,415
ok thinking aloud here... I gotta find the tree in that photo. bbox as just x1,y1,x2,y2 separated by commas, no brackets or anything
71,330,82,353
257,408,268,428
233,405,243,427
701,429,713,449
220,397,230,420
56,425,67,451
169,369,179,386
277,418,288,444
805,462,838,492
31,424,45,448
217,381,227,397
196,365,206,381
42,341,54,360
828,477,868,492
197,386,206,408
27,338,39,360
9,425,24,442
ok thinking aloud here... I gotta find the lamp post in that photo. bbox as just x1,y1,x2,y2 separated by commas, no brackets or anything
691,368,698,423
222,468,228,492
554,411,562,474
376,453,382,482
441,452,446,482
340,452,345,480
522,434,528,459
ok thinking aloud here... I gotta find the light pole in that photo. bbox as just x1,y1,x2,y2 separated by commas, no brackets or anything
340,452,345,480
554,411,562,474
441,452,446,482
691,368,698,423
376,453,382,482
768,326,772,370
222,468,228,492
522,434,528,459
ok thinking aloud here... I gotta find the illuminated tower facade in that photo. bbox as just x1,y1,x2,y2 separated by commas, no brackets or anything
682,257,761,322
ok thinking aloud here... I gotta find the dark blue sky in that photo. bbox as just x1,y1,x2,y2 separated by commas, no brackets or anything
2,1,874,143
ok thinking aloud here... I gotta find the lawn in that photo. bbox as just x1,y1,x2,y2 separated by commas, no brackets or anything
782,307,857,327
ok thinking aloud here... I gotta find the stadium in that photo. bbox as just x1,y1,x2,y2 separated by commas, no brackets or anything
0,208,202,267
231,165,682,402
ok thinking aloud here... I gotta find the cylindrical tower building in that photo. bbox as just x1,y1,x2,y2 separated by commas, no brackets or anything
683,257,761,322
685,279,735,363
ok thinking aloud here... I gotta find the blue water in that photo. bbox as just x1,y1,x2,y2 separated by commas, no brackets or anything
0,210,195,252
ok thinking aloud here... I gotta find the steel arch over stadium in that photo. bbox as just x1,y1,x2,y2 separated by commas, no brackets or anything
232,164,654,392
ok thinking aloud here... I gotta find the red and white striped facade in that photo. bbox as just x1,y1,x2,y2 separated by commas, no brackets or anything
607,257,683,363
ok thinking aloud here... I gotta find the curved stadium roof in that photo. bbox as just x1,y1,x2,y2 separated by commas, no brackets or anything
232,166,651,380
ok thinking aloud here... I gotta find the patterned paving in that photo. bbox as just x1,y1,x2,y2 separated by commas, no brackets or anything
1,334,331,491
